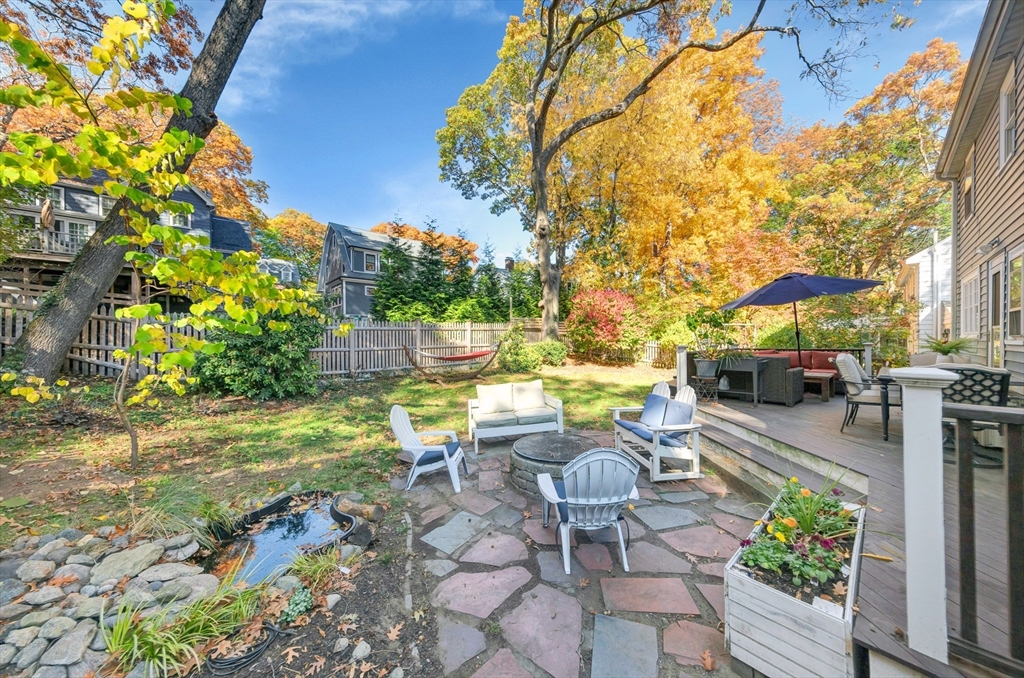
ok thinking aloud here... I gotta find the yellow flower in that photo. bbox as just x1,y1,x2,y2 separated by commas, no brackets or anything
753,520,762,526
790,477,799,483
783,517,798,528
776,532,786,543
801,488,812,497
56,379,69,387
766,523,774,533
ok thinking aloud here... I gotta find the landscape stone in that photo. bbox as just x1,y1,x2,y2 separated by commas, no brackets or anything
288,482,303,493
586,517,645,543
89,631,108,652
78,586,97,598
423,560,458,578
165,541,200,562
153,580,191,604
125,577,149,591
125,661,159,677
65,555,94,567
436,616,485,675
137,563,202,582
484,504,524,529
274,576,301,593
449,490,501,516
591,615,658,678
660,526,740,559
714,498,765,520
89,544,164,584
501,585,581,678
0,644,16,667
660,490,709,503
5,627,39,648
39,617,78,640
325,594,341,611
74,597,111,620
601,578,700,614
389,668,404,678
52,564,91,585
120,588,157,610
29,540,70,561
495,489,527,510
419,505,452,526
16,560,55,583
625,541,692,574
34,547,73,566
34,665,68,678
352,640,371,661
80,540,109,559
67,649,108,678
476,457,503,471
0,579,28,606
14,637,47,669
333,637,349,654
19,608,61,627
339,544,363,561
470,648,531,678
430,567,531,619
96,584,114,594
40,619,97,665
0,603,30,621
176,574,219,603
23,586,66,606
662,620,728,667
163,533,194,550
477,470,503,492
420,512,489,555
574,546,619,577
696,583,725,621
56,529,87,544
711,512,757,539
459,534,526,567
96,527,116,538
0,558,25,580
630,505,700,531
536,551,586,587
698,562,725,578
638,487,659,500
521,519,576,546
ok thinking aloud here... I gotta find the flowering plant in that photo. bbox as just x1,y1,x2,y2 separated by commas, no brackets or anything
739,472,858,587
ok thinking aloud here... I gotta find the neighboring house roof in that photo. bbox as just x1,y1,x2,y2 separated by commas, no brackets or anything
327,222,424,257
56,171,216,207
258,258,301,285
210,216,253,253
898,237,952,287
936,0,1024,179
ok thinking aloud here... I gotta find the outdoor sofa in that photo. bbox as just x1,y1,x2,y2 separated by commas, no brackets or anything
468,380,563,454
681,353,804,407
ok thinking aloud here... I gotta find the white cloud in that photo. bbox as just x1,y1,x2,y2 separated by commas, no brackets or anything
928,0,987,30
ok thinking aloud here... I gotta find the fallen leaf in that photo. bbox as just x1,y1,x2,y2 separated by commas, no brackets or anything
862,553,893,562
521,510,532,519
579,578,590,588
305,655,326,675
211,639,235,658
338,622,357,634
359,662,375,677
819,594,833,601
700,648,716,670
313,463,322,469
833,581,848,596
48,574,78,587
282,646,302,664
413,609,425,622
386,622,404,642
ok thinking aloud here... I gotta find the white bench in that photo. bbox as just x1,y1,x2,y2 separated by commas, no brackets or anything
468,380,563,455
611,392,702,482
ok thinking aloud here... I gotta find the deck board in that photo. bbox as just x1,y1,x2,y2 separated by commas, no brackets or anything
699,398,1011,666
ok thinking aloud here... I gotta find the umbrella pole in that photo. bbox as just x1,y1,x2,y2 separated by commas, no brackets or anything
793,302,802,366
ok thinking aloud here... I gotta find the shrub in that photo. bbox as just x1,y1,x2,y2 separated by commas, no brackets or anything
532,340,567,366
565,289,645,363
194,309,325,401
386,301,438,323
442,298,487,322
497,324,542,372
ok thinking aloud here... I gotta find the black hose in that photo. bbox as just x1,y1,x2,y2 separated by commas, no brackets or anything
205,622,296,676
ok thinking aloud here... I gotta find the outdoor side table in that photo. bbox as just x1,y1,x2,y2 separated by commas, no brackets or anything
803,370,836,402
692,376,719,404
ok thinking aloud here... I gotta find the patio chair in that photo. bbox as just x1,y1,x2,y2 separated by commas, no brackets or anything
390,405,468,493
935,363,1011,468
653,381,698,408
832,353,902,433
537,448,640,574
611,393,702,482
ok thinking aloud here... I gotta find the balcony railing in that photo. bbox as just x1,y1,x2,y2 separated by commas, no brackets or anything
16,228,90,256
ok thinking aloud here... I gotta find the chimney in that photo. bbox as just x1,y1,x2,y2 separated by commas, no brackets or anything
504,257,514,271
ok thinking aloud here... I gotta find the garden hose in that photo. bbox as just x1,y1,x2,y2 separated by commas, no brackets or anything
205,621,296,675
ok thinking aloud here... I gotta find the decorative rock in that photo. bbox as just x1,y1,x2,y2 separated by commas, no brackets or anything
36,547,74,566
68,649,108,678
96,527,115,538
29,539,70,561
137,563,202,583
423,560,458,578
18,608,61,627
163,533,194,550
660,525,740,559
150,581,163,591
165,540,200,562
459,534,527,567
52,565,91,586
436,616,485,675
714,498,765,521
662,619,728,667
0,644,16,667
389,668,404,678
325,594,341,611
175,574,218,603
288,482,303,493
125,661,160,677
352,640,371,661
16,560,56,583
96,585,113,594
40,619,97,666
275,576,301,593
0,603,30,621
14,637,48,669
74,597,111,620
0,558,25,581
601,578,700,614
501,585,581,678
5,627,40,648
56,529,87,543
430,567,531,619
65,554,95,567
79,540,109,559
89,631,108,652
333,637,350,654
591,615,658,678
470,648,531,678
630,505,700,531
420,512,490,555
23,586,66,606
574,543,612,572
120,588,157,610
89,544,164,584
536,551,585,587
152,581,191,604
39,616,78,640
0,579,28,606
339,544,364,562
626,542,692,574
78,586,97,598
34,665,68,678
125,577,150,591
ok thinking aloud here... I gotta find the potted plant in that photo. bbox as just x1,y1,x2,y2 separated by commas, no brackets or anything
725,472,865,678
923,335,973,363
685,307,736,377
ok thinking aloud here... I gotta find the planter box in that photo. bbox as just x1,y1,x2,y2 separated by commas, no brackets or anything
724,501,866,678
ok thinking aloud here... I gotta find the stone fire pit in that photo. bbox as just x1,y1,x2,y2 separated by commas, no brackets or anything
508,432,598,498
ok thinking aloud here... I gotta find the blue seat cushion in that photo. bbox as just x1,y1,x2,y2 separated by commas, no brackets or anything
415,441,462,467
614,419,688,448
552,480,568,522
639,394,669,427
663,398,694,426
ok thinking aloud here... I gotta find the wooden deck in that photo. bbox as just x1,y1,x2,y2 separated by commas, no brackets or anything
698,396,1010,672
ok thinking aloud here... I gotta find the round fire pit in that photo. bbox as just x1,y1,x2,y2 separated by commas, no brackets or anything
509,432,599,498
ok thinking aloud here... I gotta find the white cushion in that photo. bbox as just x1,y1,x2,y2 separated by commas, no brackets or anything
473,411,518,428
850,387,901,405
514,406,558,425
909,352,938,367
477,383,514,414
513,380,546,410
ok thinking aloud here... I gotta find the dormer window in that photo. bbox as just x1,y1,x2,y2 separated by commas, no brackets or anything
36,186,64,210
364,252,378,272
99,195,118,216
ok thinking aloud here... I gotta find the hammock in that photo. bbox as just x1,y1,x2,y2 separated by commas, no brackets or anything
403,342,501,383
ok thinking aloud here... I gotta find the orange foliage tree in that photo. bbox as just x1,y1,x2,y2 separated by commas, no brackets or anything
257,208,327,282
370,221,478,268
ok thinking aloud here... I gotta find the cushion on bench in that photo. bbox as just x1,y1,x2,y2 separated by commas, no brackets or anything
514,406,558,425
473,411,519,428
613,419,688,448
476,383,514,414
513,380,546,410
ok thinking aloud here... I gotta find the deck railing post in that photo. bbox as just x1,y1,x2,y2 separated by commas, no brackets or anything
863,341,874,377
676,345,688,395
891,366,960,664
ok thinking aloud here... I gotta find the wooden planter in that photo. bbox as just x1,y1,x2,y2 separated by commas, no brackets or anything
724,501,866,678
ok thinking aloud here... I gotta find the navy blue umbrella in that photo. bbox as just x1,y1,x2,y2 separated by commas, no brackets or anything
721,272,881,365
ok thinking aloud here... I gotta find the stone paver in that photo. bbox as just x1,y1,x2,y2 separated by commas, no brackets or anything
495,489,527,510
420,505,452,526
663,620,729,667
437,616,486,675
660,490,709,503
522,520,576,546
626,541,692,574
471,648,531,678
477,457,503,471
585,517,645,543
638,487,659,500
691,476,731,496
431,567,532,619
591,615,658,678
536,551,586,587
696,583,725,622
601,578,699,614
631,506,700,531
421,512,490,555
478,470,504,492
574,543,612,572
501,585,581,678
714,498,765,520
460,534,527,567
424,560,458,577
711,512,756,539
451,491,501,516
660,525,740,559
697,562,725,578
485,504,524,529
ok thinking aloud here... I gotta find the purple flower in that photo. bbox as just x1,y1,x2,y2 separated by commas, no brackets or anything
821,538,836,550
832,488,844,496
740,539,752,548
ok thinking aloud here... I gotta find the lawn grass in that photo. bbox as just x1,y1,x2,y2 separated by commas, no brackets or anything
0,363,671,547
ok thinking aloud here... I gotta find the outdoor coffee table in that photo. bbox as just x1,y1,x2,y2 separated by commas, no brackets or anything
803,370,836,402
509,432,598,498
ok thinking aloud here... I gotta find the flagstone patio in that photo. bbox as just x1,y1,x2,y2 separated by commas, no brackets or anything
400,429,759,677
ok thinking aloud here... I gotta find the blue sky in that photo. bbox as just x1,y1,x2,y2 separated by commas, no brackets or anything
187,0,987,261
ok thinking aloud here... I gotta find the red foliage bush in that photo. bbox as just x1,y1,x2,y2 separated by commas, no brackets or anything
565,289,645,362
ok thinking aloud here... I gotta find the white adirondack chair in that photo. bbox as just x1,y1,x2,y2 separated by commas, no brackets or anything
390,405,467,493
537,448,640,574
653,381,697,408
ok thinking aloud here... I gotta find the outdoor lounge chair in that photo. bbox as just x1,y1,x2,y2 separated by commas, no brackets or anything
390,405,468,493
537,448,640,574
611,393,702,482
653,381,698,408
833,353,902,433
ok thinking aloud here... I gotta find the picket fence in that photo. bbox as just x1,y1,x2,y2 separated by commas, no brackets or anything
0,297,674,378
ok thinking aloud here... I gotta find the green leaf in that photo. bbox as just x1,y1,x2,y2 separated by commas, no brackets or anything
0,497,30,508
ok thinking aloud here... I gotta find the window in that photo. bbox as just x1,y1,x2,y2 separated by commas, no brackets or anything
963,146,975,218
364,252,377,272
961,275,980,335
66,221,91,238
37,186,63,210
99,195,118,216
365,285,376,296
17,214,37,228
1000,63,1017,167
1010,254,1022,339
159,211,190,228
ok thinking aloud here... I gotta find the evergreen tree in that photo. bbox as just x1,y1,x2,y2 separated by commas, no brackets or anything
412,221,449,318
474,241,509,322
509,249,543,319
371,235,416,321
448,228,475,303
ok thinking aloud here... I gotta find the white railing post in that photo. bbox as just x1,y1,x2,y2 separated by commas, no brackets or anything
676,345,688,395
890,366,959,664
863,341,874,377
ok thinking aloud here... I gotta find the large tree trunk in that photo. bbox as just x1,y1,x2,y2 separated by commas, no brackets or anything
6,0,268,383
532,159,560,340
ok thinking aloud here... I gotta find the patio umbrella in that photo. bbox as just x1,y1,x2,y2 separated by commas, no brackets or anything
720,272,881,365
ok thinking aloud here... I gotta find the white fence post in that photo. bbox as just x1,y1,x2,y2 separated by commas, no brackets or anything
891,366,959,664
863,341,874,377
676,345,688,394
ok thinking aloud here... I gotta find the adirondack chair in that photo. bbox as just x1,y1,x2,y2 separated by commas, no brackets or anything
611,393,702,482
537,448,640,574
653,381,697,408
390,405,468,493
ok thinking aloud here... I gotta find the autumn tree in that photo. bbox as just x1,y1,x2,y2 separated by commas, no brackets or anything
439,0,909,339
256,208,327,282
370,221,478,269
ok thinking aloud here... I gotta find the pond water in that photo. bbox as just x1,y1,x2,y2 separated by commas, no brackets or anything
208,496,343,585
